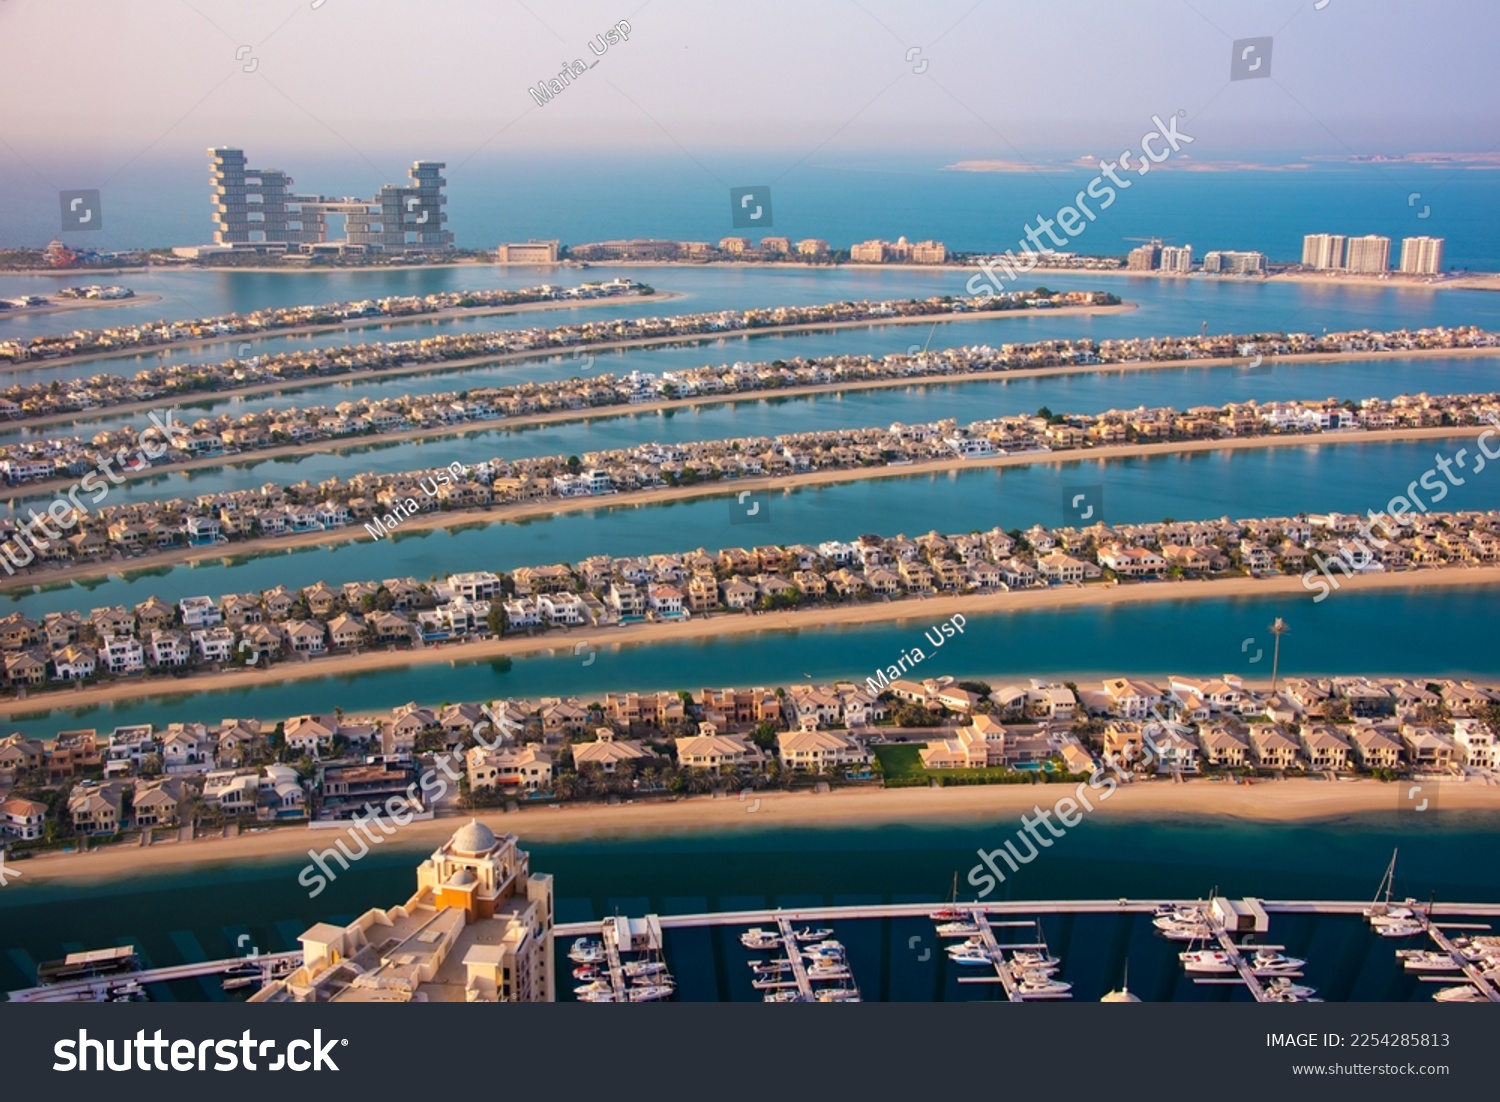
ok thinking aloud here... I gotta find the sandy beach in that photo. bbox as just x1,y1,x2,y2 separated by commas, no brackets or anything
10,301,1131,436
3,420,1489,590
5,565,1500,718
4,291,686,374
0,293,164,321
11,776,1499,888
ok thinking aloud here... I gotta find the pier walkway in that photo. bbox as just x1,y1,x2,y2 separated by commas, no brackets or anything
8,952,300,1003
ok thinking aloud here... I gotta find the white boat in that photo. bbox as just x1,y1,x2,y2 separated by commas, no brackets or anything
1251,949,1306,975
1153,906,1206,927
750,960,793,974
807,962,850,979
815,988,862,1002
1011,950,1060,969
1365,850,1424,937
576,990,616,1003
1158,924,1214,943
628,984,674,1002
802,940,846,960
1398,950,1464,972
574,979,613,998
1180,949,1237,975
1017,975,1072,996
793,927,834,942
947,949,995,966
622,960,667,978
763,990,806,1003
740,928,782,950
935,921,981,937
1371,917,1425,939
1433,985,1488,1003
568,938,604,964
1264,978,1321,1002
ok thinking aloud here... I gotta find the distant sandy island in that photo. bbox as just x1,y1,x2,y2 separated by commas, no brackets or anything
0,293,163,321
11,777,1499,888
5,565,1500,719
3,420,1489,589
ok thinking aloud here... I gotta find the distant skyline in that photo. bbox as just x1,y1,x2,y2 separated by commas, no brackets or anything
0,0,1495,186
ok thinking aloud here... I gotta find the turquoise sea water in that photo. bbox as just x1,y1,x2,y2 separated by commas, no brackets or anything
4,201,1500,996
5,585,1498,741
2,815,1496,1002
9,352,1497,513
7,436,1496,618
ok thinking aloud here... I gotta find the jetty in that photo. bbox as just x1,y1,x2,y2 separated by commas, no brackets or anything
8,951,301,1003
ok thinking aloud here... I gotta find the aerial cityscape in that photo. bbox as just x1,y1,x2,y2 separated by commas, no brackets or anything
2,0,1499,1041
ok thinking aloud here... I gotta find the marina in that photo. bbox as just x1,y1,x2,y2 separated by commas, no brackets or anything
554,896,1500,1003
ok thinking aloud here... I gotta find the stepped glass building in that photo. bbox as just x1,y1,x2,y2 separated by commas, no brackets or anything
208,147,454,254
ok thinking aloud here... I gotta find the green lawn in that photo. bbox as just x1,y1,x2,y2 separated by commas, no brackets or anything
873,743,1024,786
873,743,928,781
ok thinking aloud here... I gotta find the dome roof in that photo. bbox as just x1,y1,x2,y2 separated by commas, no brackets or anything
449,818,497,855
446,868,477,887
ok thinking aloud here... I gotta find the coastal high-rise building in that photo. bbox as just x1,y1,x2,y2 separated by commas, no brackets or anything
1398,235,1445,275
207,148,453,254
345,162,454,253
1301,233,1347,270
1126,243,1161,271
1201,250,1266,275
251,821,554,1002
208,148,323,247
1159,245,1193,273
1344,234,1391,274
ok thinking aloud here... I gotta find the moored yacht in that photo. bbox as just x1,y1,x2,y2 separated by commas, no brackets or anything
1397,949,1464,972
740,927,782,949
568,938,604,964
935,921,982,937
1180,949,1236,975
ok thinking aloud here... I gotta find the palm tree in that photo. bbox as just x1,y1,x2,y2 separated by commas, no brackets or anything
1268,617,1290,692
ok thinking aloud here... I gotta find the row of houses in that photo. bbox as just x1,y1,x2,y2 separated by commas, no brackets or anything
9,507,1500,691
0,281,645,364
6,385,1496,580
0,288,1062,421
1095,714,1495,775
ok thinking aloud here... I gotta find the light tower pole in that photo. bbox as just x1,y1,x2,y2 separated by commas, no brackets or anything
1268,617,1289,693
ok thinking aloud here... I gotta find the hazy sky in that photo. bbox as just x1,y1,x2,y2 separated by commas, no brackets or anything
0,0,1495,181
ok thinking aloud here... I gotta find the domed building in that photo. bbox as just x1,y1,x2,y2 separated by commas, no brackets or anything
252,821,554,1003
